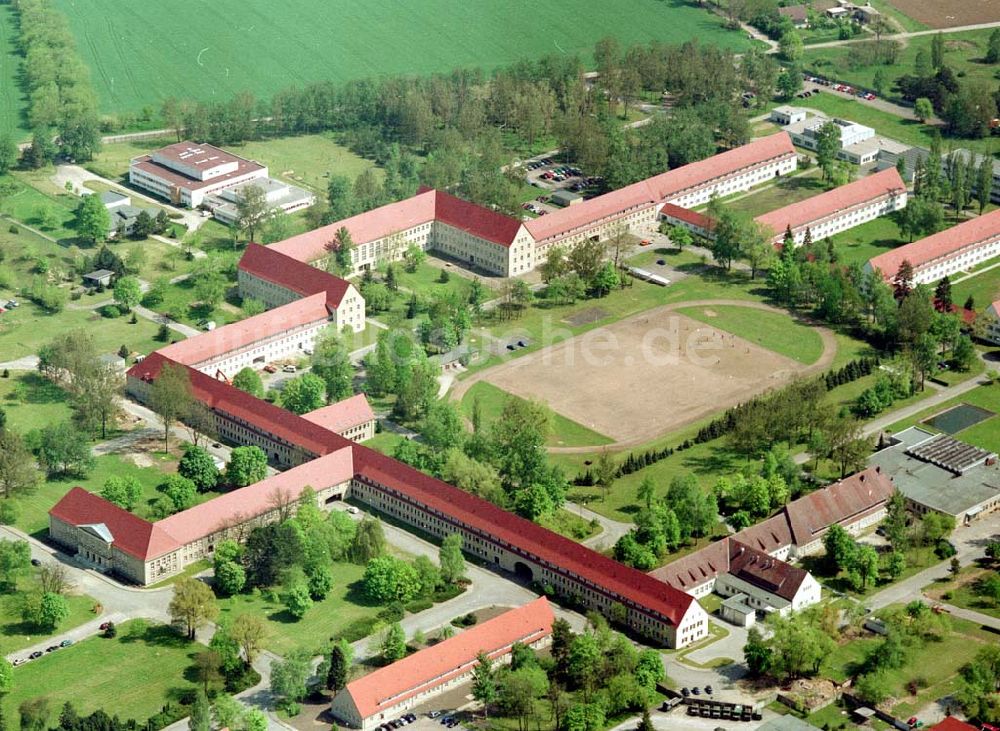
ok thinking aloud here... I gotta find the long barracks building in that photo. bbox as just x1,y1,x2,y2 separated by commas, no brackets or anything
242,133,798,281
52,348,708,646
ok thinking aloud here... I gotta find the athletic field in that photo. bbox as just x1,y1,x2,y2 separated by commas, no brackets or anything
54,0,749,114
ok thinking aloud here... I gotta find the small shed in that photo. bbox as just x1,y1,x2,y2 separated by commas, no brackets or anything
771,106,807,127
83,269,114,288
100,190,132,210
720,593,756,628
778,5,809,28
550,190,582,208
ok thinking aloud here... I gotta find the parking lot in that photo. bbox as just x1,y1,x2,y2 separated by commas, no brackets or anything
518,155,603,218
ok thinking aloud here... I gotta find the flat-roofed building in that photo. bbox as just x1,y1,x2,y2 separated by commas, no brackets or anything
786,116,875,159
869,426,1000,524
757,168,907,245
129,141,314,219
330,599,554,730
864,208,1000,285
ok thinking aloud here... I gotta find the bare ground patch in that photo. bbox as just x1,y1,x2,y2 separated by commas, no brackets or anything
483,309,808,444
886,0,1000,28
562,306,610,327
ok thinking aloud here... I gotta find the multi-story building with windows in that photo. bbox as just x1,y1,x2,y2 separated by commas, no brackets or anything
864,208,1000,286
757,168,907,245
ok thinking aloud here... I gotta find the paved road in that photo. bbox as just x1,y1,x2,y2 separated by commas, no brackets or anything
51,164,205,233
0,355,39,371
806,21,1000,51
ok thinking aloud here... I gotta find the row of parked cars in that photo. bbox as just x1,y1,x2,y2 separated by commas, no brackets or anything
0,298,19,315
803,75,877,101
13,638,73,665
377,712,416,731
681,685,713,697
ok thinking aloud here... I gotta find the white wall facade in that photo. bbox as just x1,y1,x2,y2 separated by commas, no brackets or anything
128,162,268,208
782,190,907,245
665,153,798,209
911,234,1000,286
187,319,332,380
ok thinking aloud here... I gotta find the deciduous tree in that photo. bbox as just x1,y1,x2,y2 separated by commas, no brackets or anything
169,577,219,640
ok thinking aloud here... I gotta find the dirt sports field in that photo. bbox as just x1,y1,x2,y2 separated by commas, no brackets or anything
482,307,812,445
886,0,1000,28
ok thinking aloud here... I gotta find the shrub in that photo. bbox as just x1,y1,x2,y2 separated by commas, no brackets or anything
405,598,433,614
8,224,18,234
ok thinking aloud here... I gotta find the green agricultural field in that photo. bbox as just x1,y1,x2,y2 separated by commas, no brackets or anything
675,304,826,364
0,575,96,656
55,0,750,115
6,621,206,722
460,381,613,448
0,6,27,139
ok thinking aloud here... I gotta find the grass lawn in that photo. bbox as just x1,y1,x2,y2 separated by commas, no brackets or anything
19,452,216,538
953,265,1000,313
0,575,97,656
787,94,938,151
362,431,407,455
885,383,1000,454
460,381,613,448
820,613,996,717
675,304,826,365
0,372,74,434
1,175,80,245
0,299,168,362
153,277,242,327
56,0,749,116
6,620,205,722
802,28,996,105
827,213,908,267
538,508,601,542
802,544,941,598
925,564,1000,620
393,261,476,304
233,135,380,194
726,167,826,218
0,6,27,140
217,561,381,656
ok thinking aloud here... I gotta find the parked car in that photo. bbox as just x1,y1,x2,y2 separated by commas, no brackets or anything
428,712,443,719
100,622,111,630
346,506,360,514
705,685,713,695
29,651,42,660
282,365,296,373
681,687,690,697
45,645,58,653
12,658,26,666
30,558,41,566
692,687,701,695
640,239,652,246
59,639,72,647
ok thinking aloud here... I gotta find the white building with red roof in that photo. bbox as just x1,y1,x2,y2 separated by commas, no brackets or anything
302,394,376,443
330,598,554,730
757,168,907,246
128,141,315,218
649,467,894,624
864,208,1000,286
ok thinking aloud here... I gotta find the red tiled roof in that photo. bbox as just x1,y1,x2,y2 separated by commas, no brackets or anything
269,190,438,262
648,538,730,591
49,487,180,561
526,133,794,243
352,445,696,626
756,168,906,237
929,719,978,731
646,132,796,202
728,542,808,602
158,292,330,367
302,394,375,434
128,354,343,458
660,202,715,232
238,243,352,308
525,179,658,242
431,188,525,247
343,598,554,719
784,466,894,546
867,208,1000,280
156,447,354,550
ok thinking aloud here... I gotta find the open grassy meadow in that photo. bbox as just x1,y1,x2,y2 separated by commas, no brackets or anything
54,0,749,115
460,381,613,448
6,621,206,722
675,304,826,364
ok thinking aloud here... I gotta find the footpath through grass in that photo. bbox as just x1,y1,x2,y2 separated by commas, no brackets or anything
675,304,825,365
460,381,613,448
6,621,205,722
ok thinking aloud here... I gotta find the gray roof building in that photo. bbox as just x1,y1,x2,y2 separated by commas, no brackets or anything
868,426,1000,523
